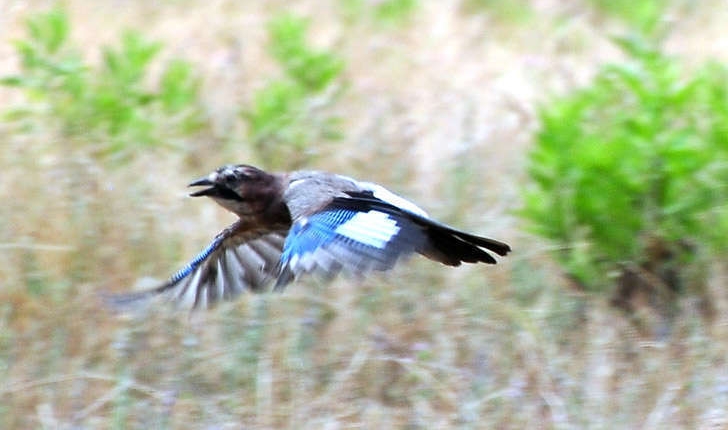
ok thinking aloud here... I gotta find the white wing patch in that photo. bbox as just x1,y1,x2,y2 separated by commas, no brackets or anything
359,182,429,218
335,210,401,249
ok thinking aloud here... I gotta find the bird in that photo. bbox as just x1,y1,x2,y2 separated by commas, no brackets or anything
109,164,511,309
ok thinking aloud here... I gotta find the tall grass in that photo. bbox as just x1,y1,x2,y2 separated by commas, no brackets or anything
1,1,728,429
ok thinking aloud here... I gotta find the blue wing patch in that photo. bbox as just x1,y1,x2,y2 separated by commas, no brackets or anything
279,208,359,268
275,199,427,289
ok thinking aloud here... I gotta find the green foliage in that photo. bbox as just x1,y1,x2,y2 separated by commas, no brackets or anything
244,13,344,169
339,0,419,26
267,14,343,92
521,39,728,291
1,7,205,159
587,0,666,35
372,0,419,23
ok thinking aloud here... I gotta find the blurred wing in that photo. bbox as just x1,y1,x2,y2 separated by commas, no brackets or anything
108,222,286,309
274,195,428,289
274,190,511,289
345,192,510,265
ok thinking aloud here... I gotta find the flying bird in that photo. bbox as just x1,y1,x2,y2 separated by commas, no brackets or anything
110,165,510,309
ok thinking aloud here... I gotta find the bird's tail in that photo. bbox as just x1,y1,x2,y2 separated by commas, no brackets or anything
414,217,511,266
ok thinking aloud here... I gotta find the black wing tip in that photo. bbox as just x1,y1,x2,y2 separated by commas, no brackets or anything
480,251,498,265
470,240,511,264
489,240,511,257
452,232,511,258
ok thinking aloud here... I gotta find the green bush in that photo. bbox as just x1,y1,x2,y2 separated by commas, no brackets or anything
1,7,205,159
587,0,666,35
521,39,728,293
243,13,344,169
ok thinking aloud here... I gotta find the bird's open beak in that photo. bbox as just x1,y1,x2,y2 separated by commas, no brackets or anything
188,177,244,201
188,177,216,197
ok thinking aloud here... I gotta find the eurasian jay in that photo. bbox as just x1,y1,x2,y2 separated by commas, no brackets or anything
111,165,510,309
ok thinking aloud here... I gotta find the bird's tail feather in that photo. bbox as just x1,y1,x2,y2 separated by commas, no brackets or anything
447,229,511,257
412,216,511,266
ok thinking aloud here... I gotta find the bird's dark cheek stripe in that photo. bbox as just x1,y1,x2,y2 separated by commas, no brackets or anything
221,188,245,201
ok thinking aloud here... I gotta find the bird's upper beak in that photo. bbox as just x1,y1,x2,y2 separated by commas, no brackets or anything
188,177,217,197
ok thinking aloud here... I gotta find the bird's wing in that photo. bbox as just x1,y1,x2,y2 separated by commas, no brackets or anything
345,191,510,264
274,191,510,289
274,193,429,289
107,222,287,310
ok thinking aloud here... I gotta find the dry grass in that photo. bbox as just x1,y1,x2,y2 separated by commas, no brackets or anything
2,0,728,428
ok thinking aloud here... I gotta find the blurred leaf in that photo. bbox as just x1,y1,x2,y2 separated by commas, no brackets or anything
268,14,344,92
589,0,667,35
159,60,200,113
374,0,419,24
0,76,25,87
25,6,69,54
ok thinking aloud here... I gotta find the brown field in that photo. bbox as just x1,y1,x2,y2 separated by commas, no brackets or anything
2,1,728,428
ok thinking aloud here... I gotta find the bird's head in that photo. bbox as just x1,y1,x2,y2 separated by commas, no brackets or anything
189,165,283,217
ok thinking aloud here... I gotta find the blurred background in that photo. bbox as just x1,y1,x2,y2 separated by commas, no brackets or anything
2,0,728,428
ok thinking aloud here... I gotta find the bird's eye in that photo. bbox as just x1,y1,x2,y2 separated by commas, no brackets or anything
224,173,241,183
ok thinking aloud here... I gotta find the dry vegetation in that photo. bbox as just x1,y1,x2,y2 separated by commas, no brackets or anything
2,0,728,428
